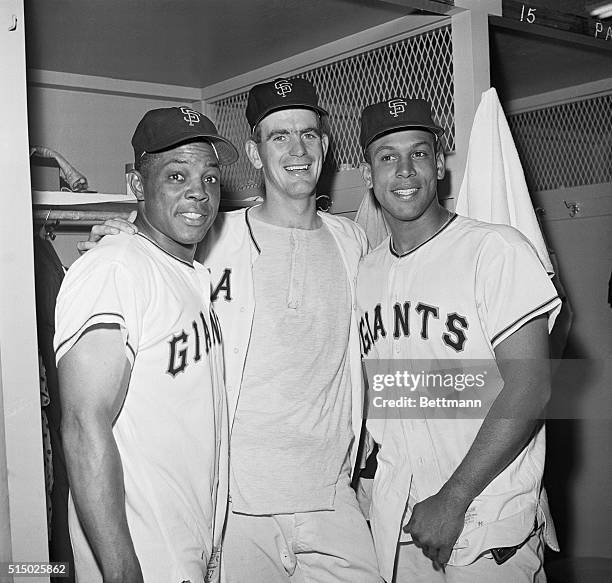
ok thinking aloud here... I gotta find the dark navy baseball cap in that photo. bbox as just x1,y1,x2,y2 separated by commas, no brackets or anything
360,98,444,152
132,106,239,165
246,78,328,130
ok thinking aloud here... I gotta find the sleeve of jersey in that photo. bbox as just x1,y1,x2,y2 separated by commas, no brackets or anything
54,256,141,367
477,233,562,349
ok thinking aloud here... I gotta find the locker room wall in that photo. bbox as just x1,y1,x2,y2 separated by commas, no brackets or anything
539,192,612,559
504,82,612,559
27,74,202,195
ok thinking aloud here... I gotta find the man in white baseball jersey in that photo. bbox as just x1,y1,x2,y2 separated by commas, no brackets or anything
55,107,238,583
355,98,561,582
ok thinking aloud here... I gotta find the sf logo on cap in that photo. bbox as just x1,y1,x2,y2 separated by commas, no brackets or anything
274,79,293,97
180,107,201,127
388,99,407,118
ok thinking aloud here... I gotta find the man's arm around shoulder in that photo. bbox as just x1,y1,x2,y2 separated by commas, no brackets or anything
59,325,143,583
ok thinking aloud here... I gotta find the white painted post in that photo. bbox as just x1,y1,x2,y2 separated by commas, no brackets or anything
0,0,50,579
449,0,502,202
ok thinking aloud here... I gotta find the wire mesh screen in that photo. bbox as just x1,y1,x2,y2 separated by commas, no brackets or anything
508,93,612,192
212,25,454,192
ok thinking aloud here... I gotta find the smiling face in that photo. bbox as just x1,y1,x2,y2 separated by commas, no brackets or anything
361,129,445,228
130,141,221,261
245,108,329,201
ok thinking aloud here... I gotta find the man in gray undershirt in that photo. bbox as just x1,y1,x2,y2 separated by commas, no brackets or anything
199,78,380,582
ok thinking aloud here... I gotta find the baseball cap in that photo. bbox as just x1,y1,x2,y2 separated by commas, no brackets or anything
132,106,239,165
360,98,444,152
246,78,328,130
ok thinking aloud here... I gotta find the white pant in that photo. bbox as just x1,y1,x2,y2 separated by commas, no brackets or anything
221,479,382,583
393,527,546,583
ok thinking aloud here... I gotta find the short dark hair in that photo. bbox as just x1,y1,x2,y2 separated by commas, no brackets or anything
134,151,161,178
250,124,263,144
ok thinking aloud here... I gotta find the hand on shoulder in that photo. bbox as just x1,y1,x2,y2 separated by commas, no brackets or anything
77,211,138,254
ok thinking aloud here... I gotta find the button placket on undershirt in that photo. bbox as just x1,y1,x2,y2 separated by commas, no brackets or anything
287,229,305,309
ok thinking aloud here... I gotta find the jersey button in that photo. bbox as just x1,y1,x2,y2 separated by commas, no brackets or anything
233,347,239,354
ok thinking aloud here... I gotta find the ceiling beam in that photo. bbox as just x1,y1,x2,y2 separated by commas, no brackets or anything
373,0,462,16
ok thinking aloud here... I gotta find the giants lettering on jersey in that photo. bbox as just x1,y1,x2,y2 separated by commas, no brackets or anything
359,302,468,355
167,309,223,377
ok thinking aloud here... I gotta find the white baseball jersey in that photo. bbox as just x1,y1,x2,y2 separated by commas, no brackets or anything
356,214,561,581
55,232,228,583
